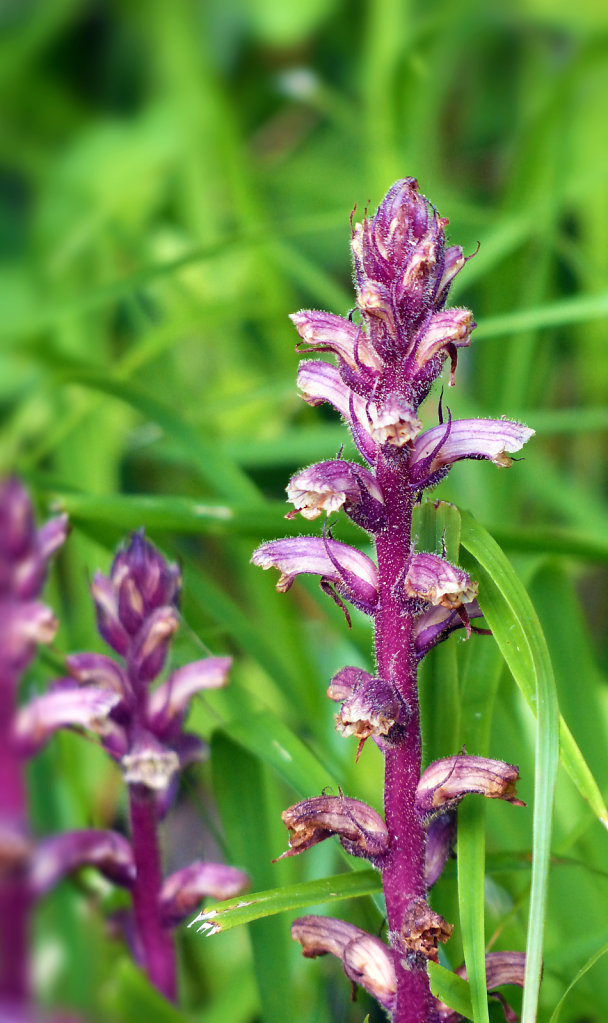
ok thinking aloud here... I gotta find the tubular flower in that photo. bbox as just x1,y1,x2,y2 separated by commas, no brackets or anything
286,459,385,532
292,916,397,1013
249,179,533,1022
416,755,525,817
277,795,388,862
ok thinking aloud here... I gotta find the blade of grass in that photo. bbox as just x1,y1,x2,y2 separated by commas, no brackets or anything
460,513,559,1023
190,870,382,934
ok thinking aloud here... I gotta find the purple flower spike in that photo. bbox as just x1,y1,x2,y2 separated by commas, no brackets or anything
251,537,378,610
292,915,397,1013
91,532,181,655
30,830,135,897
278,795,388,862
403,553,478,609
251,180,531,1021
159,862,249,927
13,683,120,757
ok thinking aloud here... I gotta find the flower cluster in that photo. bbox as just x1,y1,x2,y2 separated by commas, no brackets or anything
3,496,247,1006
252,179,532,1022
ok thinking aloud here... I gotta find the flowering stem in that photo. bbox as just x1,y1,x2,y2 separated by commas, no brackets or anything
375,453,433,1022
0,665,30,1003
128,789,176,1002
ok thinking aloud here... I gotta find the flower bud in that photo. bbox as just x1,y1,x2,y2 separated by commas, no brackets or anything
128,606,179,682
30,830,135,897
278,795,388,862
326,665,372,703
416,754,525,816
292,915,396,1012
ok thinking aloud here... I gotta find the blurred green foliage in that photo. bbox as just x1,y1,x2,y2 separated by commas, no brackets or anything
2,0,607,1020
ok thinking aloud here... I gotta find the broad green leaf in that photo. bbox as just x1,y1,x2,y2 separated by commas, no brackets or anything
190,870,382,934
429,962,474,1021
460,512,560,1023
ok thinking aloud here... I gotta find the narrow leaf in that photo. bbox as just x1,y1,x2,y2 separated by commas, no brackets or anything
190,870,382,935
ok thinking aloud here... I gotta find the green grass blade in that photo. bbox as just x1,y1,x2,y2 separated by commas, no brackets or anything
190,870,382,934
460,513,559,1023
548,940,608,1023
461,515,608,827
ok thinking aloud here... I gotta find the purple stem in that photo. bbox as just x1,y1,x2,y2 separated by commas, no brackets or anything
128,788,176,1001
0,665,30,1002
374,450,434,1023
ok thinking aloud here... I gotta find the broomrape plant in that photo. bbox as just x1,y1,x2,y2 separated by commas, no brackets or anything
1,480,247,1011
249,179,533,1022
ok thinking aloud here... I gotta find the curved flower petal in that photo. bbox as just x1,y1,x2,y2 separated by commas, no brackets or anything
30,830,135,896
403,553,478,609
292,915,396,1012
251,537,378,609
416,755,525,816
290,310,382,371
66,652,129,696
14,684,120,756
297,361,377,462
159,861,249,927
278,795,388,861
147,656,231,736
411,418,535,484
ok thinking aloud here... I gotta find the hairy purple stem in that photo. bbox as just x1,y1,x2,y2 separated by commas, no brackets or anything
375,452,433,1023
0,666,30,1002
128,788,176,1001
